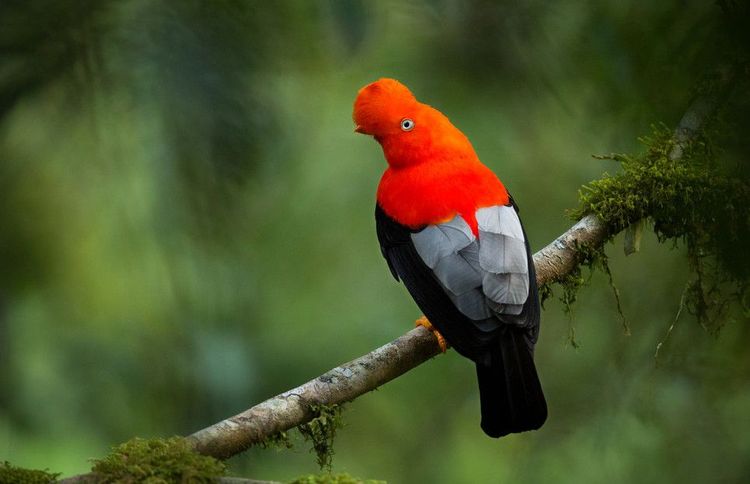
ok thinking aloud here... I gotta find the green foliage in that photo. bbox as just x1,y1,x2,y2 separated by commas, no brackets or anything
297,404,344,471
90,437,226,483
0,461,59,484
570,122,750,330
289,473,385,484
2,1,749,483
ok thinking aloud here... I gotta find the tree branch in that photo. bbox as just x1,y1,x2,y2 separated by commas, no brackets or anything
188,215,609,459
56,68,737,484
187,65,737,460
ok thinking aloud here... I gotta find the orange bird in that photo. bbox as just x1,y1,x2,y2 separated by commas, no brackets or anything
353,78,547,437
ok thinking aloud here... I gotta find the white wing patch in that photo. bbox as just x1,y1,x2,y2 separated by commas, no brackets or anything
476,206,528,274
476,205,529,314
410,205,530,322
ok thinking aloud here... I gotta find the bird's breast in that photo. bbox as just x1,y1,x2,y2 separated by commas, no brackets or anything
376,161,509,235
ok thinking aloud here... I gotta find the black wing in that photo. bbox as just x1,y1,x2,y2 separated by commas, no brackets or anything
375,203,540,361
376,202,546,436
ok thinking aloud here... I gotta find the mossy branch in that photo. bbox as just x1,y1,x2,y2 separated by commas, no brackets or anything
52,66,739,483
186,65,739,461
186,213,616,460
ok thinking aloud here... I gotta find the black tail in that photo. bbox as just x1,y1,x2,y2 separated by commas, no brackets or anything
476,328,547,438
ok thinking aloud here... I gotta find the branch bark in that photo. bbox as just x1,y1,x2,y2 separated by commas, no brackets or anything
187,65,736,460
188,215,610,459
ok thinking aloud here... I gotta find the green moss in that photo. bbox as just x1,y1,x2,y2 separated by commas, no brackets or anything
252,404,345,470
571,125,733,240
0,461,59,483
539,281,554,309
297,404,344,471
258,430,294,450
565,121,750,334
289,472,385,484
543,240,628,346
90,437,226,483
557,264,586,348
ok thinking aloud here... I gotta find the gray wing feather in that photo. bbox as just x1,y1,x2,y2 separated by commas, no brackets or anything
477,205,530,317
476,206,528,274
410,206,530,323
411,216,474,268
487,299,525,316
477,231,528,274
482,272,529,307
447,288,493,321
476,205,525,239
412,215,490,322
441,241,493,321
433,253,482,295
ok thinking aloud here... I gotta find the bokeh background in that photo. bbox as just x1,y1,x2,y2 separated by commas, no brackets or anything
1,1,749,482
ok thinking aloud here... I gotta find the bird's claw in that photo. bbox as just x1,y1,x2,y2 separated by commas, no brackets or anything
415,316,449,352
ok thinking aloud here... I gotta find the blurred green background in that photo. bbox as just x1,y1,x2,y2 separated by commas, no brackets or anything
1,1,749,482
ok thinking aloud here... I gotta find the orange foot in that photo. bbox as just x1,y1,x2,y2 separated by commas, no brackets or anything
415,316,449,353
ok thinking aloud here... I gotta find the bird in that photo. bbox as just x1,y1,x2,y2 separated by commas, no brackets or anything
353,78,547,438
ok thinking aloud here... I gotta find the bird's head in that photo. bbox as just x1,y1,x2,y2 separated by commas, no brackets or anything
353,78,474,168
353,78,419,139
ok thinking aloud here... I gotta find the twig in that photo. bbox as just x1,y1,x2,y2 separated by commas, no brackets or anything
654,281,690,365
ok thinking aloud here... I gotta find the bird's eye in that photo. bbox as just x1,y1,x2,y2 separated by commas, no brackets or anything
400,118,415,131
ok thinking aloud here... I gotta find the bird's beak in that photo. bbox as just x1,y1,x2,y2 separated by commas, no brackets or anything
354,125,367,134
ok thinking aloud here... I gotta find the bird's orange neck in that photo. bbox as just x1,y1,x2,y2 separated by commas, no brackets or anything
376,158,509,235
